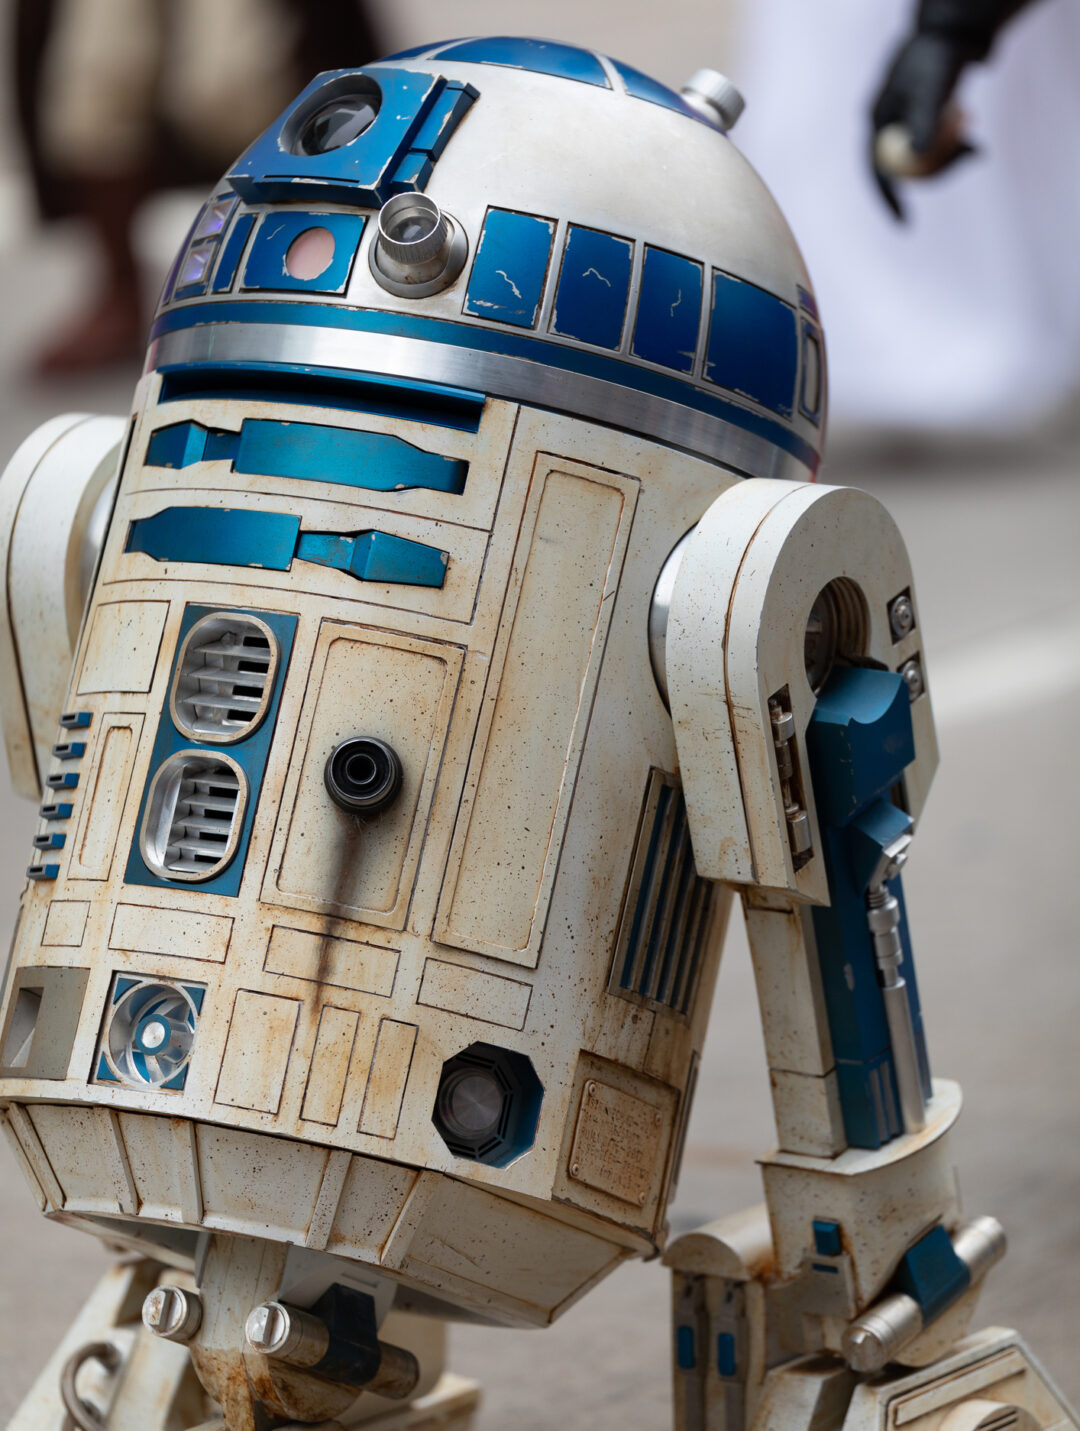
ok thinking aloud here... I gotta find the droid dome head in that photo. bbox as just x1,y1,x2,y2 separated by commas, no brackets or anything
154,36,825,481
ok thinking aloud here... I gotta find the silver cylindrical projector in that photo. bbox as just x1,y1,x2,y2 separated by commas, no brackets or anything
842,1217,1007,1373
369,193,468,297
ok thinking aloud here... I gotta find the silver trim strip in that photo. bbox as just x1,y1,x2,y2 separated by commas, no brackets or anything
150,322,814,482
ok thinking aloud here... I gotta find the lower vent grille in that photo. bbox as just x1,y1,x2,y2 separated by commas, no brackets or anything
171,612,277,742
610,769,717,1016
141,752,247,881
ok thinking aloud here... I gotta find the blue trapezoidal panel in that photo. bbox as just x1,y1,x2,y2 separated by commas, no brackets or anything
611,60,704,121
146,419,468,494
552,226,634,349
436,37,609,87
212,213,257,294
704,272,798,417
464,209,556,328
243,212,365,295
632,246,703,373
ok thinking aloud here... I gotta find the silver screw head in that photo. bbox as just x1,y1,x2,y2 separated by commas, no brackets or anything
142,1285,201,1343
245,1302,289,1355
899,657,925,701
889,593,915,640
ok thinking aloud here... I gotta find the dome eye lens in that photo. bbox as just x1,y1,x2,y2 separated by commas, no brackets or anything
295,90,380,156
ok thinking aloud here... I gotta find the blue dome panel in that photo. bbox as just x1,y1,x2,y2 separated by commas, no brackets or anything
435,37,610,88
611,60,704,123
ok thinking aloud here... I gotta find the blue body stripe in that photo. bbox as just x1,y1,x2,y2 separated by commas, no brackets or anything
464,209,556,328
157,362,484,433
705,272,798,417
126,506,448,589
632,247,703,373
146,418,468,494
551,226,633,349
435,37,610,87
149,301,819,471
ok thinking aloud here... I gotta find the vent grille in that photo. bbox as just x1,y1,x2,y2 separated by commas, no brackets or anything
171,612,277,743
141,752,247,882
610,770,716,1016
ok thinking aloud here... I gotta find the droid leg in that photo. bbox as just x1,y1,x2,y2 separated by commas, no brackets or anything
663,476,1080,1431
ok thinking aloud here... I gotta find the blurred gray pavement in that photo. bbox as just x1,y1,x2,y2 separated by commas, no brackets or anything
0,1,1077,1425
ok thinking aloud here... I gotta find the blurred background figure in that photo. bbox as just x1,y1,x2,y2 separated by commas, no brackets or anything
13,0,383,373
733,0,1080,433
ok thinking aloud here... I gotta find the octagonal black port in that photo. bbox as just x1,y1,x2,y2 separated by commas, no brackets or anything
433,1043,543,1167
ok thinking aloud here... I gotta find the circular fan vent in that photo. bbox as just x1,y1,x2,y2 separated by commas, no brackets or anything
104,981,199,1087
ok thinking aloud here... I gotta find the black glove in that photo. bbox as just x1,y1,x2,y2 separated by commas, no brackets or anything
870,0,1043,218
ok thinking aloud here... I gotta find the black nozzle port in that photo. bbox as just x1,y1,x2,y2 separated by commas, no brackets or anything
324,737,402,815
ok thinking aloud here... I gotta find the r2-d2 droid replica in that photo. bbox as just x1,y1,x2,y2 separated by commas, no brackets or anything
0,35,1073,1431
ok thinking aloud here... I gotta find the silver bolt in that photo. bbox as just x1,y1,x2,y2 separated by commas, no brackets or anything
899,657,925,701
570,1162,581,1178
142,1285,202,1343
245,1302,288,1354
680,69,746,132
889,593,915,641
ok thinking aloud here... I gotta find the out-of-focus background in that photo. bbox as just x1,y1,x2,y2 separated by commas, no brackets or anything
0,1,1077,1425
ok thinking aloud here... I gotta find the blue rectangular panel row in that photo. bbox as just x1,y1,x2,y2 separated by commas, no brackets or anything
463,208,799,415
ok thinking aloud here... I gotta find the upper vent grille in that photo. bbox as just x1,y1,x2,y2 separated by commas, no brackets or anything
171,612,277,743
141,752,247,881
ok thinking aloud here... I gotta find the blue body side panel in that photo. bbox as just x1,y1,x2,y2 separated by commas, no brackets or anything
551,225,634,349
242,212,365,295
464,209,556,328
632,247,703,373
705,272,798,417
806,666,931,1149
435,37,610,87
146,418,468,494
